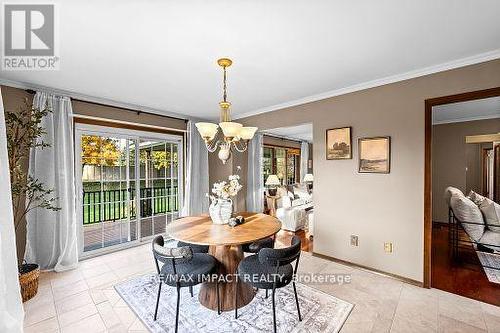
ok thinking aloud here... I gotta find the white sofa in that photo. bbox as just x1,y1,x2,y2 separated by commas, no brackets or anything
275,185,313,232
307,211,314,238
446,187,500,253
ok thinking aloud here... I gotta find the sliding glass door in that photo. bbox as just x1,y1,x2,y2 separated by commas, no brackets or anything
138,139,179,238
76,124,183,258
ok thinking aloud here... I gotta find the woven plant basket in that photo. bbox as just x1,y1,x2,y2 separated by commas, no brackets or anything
19,263,40,302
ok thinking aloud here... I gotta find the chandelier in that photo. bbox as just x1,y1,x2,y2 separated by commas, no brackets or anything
195,58,258,164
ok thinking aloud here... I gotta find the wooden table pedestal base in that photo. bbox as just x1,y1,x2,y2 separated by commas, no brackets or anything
198,245,255,311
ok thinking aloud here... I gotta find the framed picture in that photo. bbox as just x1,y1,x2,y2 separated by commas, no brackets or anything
326,127,352,160
358,136,391,173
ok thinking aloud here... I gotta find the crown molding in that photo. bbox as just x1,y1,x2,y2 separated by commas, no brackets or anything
234,49,500,120
432,113,500,125
0,77,195,121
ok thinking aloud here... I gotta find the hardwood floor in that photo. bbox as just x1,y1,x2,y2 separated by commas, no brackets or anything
275,229,313,252
277,223,499,306
431,222,500,306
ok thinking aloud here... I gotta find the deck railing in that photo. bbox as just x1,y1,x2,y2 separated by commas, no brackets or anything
83,186,178,224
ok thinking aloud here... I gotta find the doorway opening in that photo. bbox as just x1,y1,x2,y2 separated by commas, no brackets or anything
261,123,314,252
425,88,500,305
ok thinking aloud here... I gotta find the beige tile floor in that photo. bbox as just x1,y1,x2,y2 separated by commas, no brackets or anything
23,244,500,333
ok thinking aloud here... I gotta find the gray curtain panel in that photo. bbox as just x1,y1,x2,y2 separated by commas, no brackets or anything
181,120,209,216
246,133,264,212
25,92,78,272
300,141,309,182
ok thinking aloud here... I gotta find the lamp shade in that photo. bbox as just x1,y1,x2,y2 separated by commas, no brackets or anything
265,174,281,186
219,121,243,138
303,173,314,182
239,127,258,140
195,122,219,140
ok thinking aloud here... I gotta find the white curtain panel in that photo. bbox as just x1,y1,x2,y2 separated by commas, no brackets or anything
25,92,78,272
0,87,24,332
300,141,309,182
181,120,209,216
246,133,264,212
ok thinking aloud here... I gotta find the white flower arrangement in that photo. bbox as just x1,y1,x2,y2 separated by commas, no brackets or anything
208,174,243,202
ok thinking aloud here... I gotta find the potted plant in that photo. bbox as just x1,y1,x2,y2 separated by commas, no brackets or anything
5,98,60,302
208,174,242,224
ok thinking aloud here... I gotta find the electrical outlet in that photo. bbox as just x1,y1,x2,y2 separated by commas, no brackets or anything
350,235,359,246
384,242,393,253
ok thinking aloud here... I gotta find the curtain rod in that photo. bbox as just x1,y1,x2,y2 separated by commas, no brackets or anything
25,89,188,123
72,114,187,133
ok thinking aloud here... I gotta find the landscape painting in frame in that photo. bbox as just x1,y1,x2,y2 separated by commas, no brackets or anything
326,127,352,160
358,136,391,173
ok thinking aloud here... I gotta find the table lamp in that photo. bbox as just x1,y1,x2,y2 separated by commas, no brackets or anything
303,173,313,192
265,174,281,196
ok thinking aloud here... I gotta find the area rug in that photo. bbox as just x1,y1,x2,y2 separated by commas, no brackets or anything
115,274,353,333
476,251,500,284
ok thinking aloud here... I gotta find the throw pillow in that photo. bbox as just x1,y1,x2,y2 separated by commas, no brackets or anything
479,198,500,232
292,198,305,207
444,186,464,206
294,186,311,202
277,186,288,198
468,190,486,206
450,194,485,242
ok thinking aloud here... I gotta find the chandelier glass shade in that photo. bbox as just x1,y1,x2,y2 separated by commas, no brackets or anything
195,58,258,164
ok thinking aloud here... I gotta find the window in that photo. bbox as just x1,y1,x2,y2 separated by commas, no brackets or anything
263,147,273,184
262,144,300,185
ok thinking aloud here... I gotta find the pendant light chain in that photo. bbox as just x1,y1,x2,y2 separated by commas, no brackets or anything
220,64,231,122
223,65,227,103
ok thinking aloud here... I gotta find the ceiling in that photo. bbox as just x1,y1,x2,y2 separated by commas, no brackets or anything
1,1,500,121
432,96,500,124
262,123,313,142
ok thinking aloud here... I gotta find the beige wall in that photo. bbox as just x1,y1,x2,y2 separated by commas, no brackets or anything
432,119,500,223
234,59,500,282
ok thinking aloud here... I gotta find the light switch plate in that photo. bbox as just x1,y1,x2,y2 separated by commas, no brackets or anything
350,235,359,246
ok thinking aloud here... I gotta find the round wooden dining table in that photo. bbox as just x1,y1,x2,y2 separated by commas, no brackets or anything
166,212,281,311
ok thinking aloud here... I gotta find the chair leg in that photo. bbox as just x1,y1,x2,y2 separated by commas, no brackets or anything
175,286,181,333
234,273,239,319
189,285,193,297
266,289,268,299
216,280,221,315
154,281,162,321
292,282,302,321
271,287,277,333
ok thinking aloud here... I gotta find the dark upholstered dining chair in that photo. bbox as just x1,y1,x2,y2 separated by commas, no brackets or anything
235,236,302,333
152,235,220,333
176,240,209,297
241,236,275,254
177,241,209,254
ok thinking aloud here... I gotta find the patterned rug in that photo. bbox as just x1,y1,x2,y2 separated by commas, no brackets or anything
476,251,500,284
115,274,353,333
